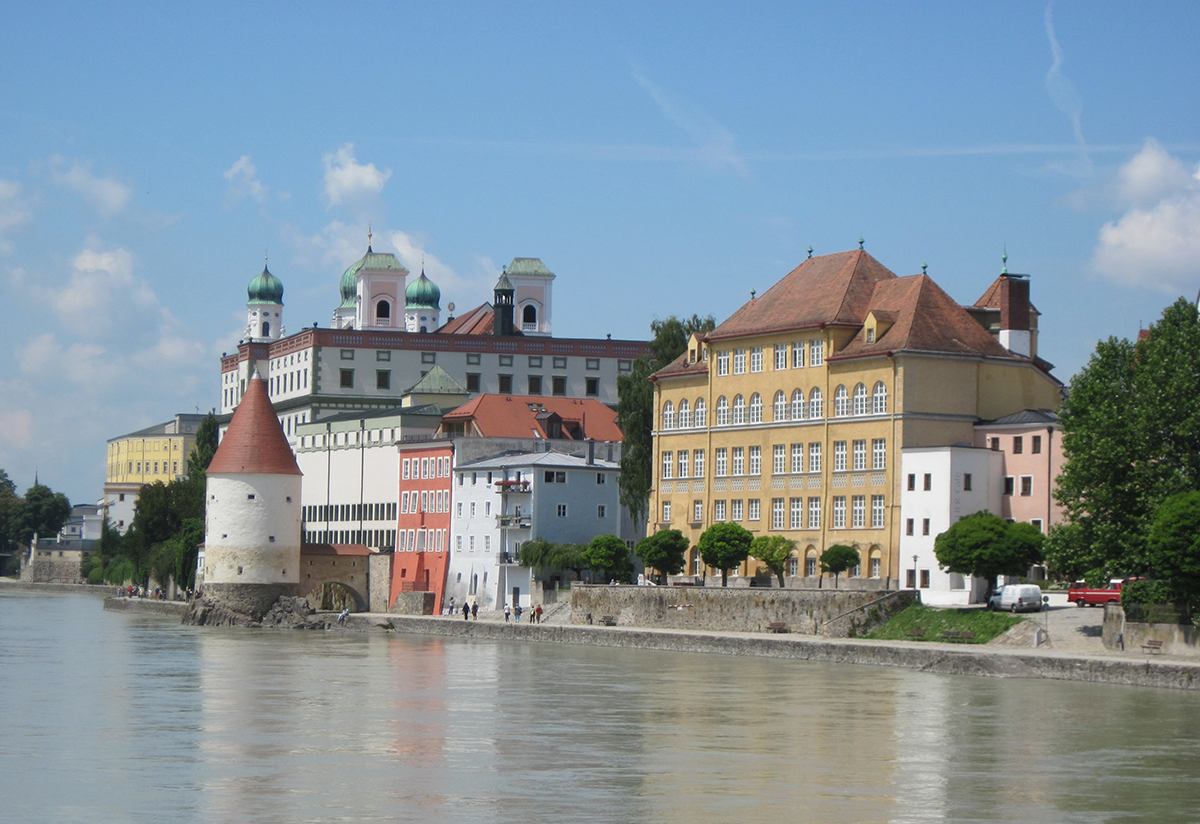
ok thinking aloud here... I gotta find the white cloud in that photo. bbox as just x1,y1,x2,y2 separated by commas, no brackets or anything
1043,4,1091,176
18,333,125,392
1091,140,1200,291
49,156,131,216
322,144,391,206
287,220,370,270
0,179,33,252
631,66,748,177
223,155,267,205
388,230,496,312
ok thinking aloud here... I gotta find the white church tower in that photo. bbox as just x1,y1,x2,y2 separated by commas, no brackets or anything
245,262,285,342
202,369,303,618
505,257,554,336
404,268,441,332
332,233,409,330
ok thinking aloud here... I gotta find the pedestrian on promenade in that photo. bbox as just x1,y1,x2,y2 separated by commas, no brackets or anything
463,603,470,621
337,608,349,626
448,596,455,616
535,604,543,624
514,605,522,623
504,604,511,622
471,602,478,620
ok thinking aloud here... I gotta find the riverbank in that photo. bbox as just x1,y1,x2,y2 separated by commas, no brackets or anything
0,579,113,596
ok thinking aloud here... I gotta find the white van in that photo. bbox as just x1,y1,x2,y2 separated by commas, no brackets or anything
995,584,1043,613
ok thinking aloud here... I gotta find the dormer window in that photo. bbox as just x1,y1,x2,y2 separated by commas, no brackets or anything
867,328,875,343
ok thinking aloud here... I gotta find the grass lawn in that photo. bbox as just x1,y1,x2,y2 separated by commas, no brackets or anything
865,603,1025,644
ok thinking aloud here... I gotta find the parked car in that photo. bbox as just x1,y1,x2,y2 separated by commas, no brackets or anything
1067,578,1138,607
990,584,1043,613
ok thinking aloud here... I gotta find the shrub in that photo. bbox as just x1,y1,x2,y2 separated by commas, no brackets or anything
1120,579,1173,607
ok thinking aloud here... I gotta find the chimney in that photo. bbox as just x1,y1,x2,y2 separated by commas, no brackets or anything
586,438,595,465
999,274,1031,357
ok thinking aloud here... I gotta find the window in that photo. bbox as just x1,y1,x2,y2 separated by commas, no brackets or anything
714,500,727,521
773,444,786,474
871,495,885,528
907,473,916,491
586,358,600,370
748,446,761,475
793,341,806,368
772,498,785,529
791,443,804,473
806,552,818,577
552,376,566,396
866,328,875,343
528,356,542,368
694,398,706,426
791,389,805,420
748,499,760,521
852,439,867,471
597,473,606,484
553,356,567,369
586,377,599,396
750,346,763,373
732,395,746,425
790,497,803,529
833,441,847,472
1032,435,1042,454
1031,518,1044,532
963,473,973,491
731,500,743,521
1013,436,1023,454
421,352,436,364
906,518,914,536
693,500,703,522
731,447,744,475
557,504,568,517
833,496,846,528
678,450,689,478
873,381,888,414
852,383,869,416
716,396,730,426
870,553,881,578
851,495,866,528
466,373,481,392
544,471,566,483
787,556,799,577
715,448,727,477
340,349,354,360
662,401,675,430
920,569,930,588
834,385,849,417
923,473,932,491
376,370,391,390
662,501,671,522
467,353,481,365
694,449,705,478
808,387,823,418
527,375,542,395
872,439,886,470
499,354,513,366
717,351,729,376
809,443,821,473
594,504,606,519
733,349,746,374
498,375,513,394
662,451,673,479
774,345,788,370
376,350,391,361
808,498,821,529
1004,476,1015,495
749,393,762,423
340,369,354,388
810,340,824,366
774,391,787,421
922,518,930,536
618,359,632,372
678,399,691,428
1020,476,1033,496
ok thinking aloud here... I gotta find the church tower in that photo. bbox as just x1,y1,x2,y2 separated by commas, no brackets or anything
504,257,555,336
245,263,284,342
333,233,409,330
404,268,441,332
202,370,303,619
493,268,516,336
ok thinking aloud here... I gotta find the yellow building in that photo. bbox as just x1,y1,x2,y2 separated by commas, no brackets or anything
103,414,208,531
649,250,1062,586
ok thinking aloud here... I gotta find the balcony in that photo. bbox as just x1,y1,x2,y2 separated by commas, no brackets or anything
496,514,532,529
495,480,531,493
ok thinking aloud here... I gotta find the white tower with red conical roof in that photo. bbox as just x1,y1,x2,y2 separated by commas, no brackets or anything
202,369,303,617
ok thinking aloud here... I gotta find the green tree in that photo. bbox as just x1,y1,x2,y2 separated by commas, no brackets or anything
820,544,860,589
635,529,689,579
933,511,1045,598
616,314,716,524
188,413,219,481
1146,491,1200,609
14,483,71,546
698,522,752,587
583,534,633,581
519,537,588,578
124,475,204,583
751,535,796,588
0,469,19,574
1041,522,1094,583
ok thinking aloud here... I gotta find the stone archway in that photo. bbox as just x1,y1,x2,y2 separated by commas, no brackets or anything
310,581,366,612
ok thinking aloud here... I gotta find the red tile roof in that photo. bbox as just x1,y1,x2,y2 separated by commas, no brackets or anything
973,274,1040,314
442,394,623,440
437,303,493,335
207,373,302,476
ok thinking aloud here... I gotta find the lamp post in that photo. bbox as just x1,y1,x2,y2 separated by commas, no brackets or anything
912,555,919,590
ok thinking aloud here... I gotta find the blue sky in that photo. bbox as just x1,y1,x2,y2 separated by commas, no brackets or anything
3,1,1199,504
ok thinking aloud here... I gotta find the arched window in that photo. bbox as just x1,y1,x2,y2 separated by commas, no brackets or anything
786,553,799,577
695,398,707,427
678,399,691,428
662,401,675,430
791,389,805,420
715,396,729,426
869,547,883,578
749,393,763,423
834,385,849,417
732,395,746,425
852,383,869,416
376,300,391,322
261,321,270,337
523,305,537,325
805,547,818,577
809,387,823,418
773,390,787,422
873,381,888,414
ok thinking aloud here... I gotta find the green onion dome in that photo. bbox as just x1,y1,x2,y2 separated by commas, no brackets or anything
405,269,441,310
247,265,284,305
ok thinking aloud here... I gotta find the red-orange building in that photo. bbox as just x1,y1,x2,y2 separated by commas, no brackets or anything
393,440,453,613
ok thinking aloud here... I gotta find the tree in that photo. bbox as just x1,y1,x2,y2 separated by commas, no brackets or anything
820,545,860,588
14,483,71,546
635,529,689,578
583,534,633,581
1146,491,1200,609
519,537,588,578
617,314,716,524
751,535,796,588
0,469,19,574
698,522,752,587
933,511,1045,597
188,413,219,481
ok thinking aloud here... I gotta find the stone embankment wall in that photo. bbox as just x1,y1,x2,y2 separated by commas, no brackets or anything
1104,603,1200,659
569,585,915,637
103,597,187,617
0,580,110,596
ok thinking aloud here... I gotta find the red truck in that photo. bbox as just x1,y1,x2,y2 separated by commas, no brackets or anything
1067,579,1137,607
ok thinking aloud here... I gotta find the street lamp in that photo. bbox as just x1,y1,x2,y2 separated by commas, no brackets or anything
912,555,919,590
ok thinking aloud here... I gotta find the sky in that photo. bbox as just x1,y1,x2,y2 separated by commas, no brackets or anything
2,1,1199,504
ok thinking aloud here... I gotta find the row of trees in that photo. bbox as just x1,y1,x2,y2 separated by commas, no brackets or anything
0,471,74,574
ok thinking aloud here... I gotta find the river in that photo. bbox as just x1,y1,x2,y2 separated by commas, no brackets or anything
2,591,1199,823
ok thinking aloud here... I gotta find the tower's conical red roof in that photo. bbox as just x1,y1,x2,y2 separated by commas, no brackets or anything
207,373,302,476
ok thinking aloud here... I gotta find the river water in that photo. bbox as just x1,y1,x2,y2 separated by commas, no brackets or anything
2,592,1199,824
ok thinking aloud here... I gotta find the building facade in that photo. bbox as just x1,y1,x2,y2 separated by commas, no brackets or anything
103,413,208,532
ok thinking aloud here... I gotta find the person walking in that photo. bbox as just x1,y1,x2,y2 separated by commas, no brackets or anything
471,602,478,620
463,602,470,621
448,596,455,617
504,604,511,622
535,604,543,624
514,605,522,623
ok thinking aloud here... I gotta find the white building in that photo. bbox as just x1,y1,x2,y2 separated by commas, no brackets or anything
898,445,1002,606
444,447,639,612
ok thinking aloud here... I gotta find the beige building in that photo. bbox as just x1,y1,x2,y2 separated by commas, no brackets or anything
649,249,1062,586
103,413,207,531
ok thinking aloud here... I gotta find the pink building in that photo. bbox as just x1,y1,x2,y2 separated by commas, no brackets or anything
974,409,1064,533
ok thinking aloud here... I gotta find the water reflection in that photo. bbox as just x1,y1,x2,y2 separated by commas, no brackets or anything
4,592,1200,824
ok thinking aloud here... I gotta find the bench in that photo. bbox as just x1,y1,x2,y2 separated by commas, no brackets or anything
941,630,975,643
1142,639,1164,655
907,627,925,639
767,622,788,634
600,615,617,627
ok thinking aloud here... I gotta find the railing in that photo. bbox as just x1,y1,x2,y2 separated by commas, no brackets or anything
495,480,531,493
497,515,532,528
